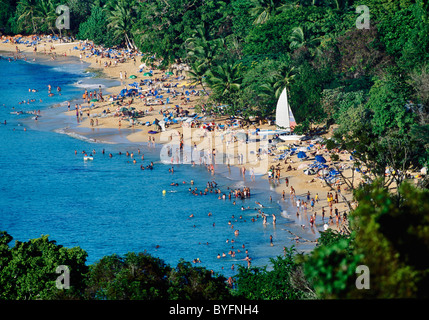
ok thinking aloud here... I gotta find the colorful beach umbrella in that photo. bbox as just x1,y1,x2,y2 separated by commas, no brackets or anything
165,71,173,75
315,155,327,163
143,72,152,76
129,75,137,79
297,151,307,159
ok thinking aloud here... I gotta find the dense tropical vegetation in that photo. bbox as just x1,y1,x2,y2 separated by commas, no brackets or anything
1,0,429,299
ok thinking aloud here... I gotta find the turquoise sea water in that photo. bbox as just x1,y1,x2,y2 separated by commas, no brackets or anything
0,53,317,278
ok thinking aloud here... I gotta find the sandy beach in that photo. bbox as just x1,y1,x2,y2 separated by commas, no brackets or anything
0,35,360,234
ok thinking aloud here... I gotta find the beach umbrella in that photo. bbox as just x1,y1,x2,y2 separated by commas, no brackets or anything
319,169,330,176
315,155,327,163
304,169,315,175
143,72,152,76
297,151,306,159
90,99,98,102
129,75,137,79
165,71,173,75
277,145,288,151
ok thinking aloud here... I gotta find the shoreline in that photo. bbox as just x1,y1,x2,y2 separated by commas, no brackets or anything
0,36,356,238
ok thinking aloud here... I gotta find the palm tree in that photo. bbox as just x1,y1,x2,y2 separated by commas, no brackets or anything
289,26,323,56
259,64,297,104
16,0,58,34
36,0,58,35
185,33,225,76
16,0,40,33
106,0,137,50
249,0,289,25
272,64,297,98
185,22,211,49
205,63,242,97
187,61,209,92
331,0,349,11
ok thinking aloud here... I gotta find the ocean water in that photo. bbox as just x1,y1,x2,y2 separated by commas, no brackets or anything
0,54,317,278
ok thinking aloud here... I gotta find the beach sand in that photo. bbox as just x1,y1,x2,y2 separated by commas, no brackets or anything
0,36,360,234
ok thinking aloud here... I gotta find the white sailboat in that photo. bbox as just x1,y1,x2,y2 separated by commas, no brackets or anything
275,87,304,141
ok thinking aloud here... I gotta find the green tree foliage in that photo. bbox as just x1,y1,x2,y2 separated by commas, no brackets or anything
13,0,61,35
0,0,17,33
77,6,120,47
205,62,243,110
304,231,361,299
366,74,414,136
167,259,232,299
0,232,88,300
85,252,171,299
106,0,138,50
66,0,95,34
0,232,233,300
249,0,289,25
351,181,429,298
83,252,233,300
234,247,307,299
305,181,429,299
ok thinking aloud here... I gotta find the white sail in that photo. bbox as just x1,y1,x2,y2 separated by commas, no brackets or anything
275,87,303,141
275,88,290,129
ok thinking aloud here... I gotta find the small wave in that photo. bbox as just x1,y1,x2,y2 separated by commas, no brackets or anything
54,128,95,143
73,82,107,89
280,210,292,219
54,128,114,144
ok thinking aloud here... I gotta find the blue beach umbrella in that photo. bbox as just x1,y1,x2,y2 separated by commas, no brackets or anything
315,155,326,163
297,151,307,159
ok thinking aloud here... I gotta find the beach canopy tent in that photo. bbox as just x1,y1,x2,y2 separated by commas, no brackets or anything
315,155,327,163
119,88,138,97
304,169,316,175
297,151,307,159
